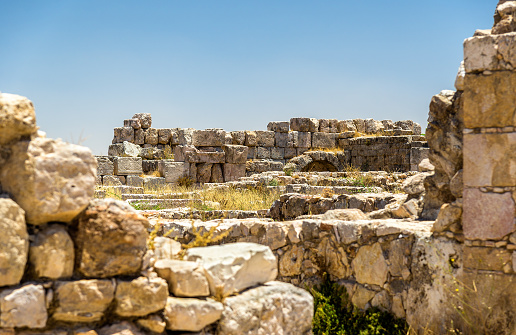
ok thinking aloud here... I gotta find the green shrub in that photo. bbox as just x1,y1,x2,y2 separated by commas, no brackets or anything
310,275,408,335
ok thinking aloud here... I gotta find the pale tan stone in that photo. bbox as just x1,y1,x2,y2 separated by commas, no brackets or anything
98,321,146,335
154,259,210,297
0,199,28,286
321,208,367,220
0,93,37,145
262,222,287,250
463,189,515,240
164,297,223,332
351,285,376,310
153,236,181,260
114,277,168,317
136,315,166,333
53,279,115,322
392,295,406,319
0,137,96,225
30,224,74,279
432,202,462,233
279,244,304,276
0,284,47,328
352,243,388,286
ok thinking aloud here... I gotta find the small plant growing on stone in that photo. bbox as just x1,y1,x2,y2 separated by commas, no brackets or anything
177,176,194,188
179,220,232,259
268,178,279,187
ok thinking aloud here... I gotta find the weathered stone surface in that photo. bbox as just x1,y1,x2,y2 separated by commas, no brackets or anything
352,243,388,286
157,128,171,144
320,208,367,221
223,163,246,182
0,137,96,225
218,281,313,335
298,131,312,148
449,169,463,198
119,141,141,157
53,279,115,322
402,173,427,195
279,244,304,276
134,129,144,145
245,130,257,146
271,147,285,160
113,156,143,175
223,145,248,164
290,117,319,132
98,321,146,335
364,118,385,134
158,160,189,183
102,175,122,187
153,236,181,260
192,129,226,147
464,246,513,271
115,276,168,317
126,175,144,188
352,285,376,310
267,121,290,133
186,151,225,164
455,61,465,91
154,259,210,297
136,315,166,334
256,130,275,147
275,132,288,147
0,199,28,286
132,113,152,128
124,118,141,129
0,284,46,328
230,130,246,145
463,189,515,240
0,93,37,145
312,132,335,148
144,128,158,145
30,224,74,279
164,297,223,332
96,156,114,175
185,242,277,296
338,119,357,132
464,133,516,187
287,131,298,147
211,163,224,183
255,146,270,159
119,127,134,143
75,199,149,277
197,163,212,183
432,201,462,233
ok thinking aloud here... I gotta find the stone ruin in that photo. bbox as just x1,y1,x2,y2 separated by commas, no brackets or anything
0,1,515,334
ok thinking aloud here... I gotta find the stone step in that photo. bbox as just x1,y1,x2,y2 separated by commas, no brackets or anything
286,184,383,195
120,192,199,201
126,199,202,210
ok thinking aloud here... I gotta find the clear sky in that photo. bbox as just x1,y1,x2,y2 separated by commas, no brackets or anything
1,1,495,155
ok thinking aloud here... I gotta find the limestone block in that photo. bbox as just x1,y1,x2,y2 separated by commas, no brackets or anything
140,147,164,160
137,315,166,334
352,243,388,286
463,189,515,240
153,236,181,260
126,175,144,187
158,160,189,183
218,281,313,335
154,259,210,297
143,176,166,190
197,163,212,183
455,61,465,91
298,131,312,148
114,277,168,317
338,119,357,132
352,285,376,310
0,93,38,145
364,118,385,134
192,129,226,146
177,128,194,145
113,156,142,175
353,119,365,133
432,201,462,233
132,113,152,128
256,146,271,159
329,119,339,133
0,199,28,286
279,244,304,276
225,132,232,144
143,128,158,145
256,130,275,147
287,131,298,147
463,33,516,73
381,119,394,130
290,117,319,132
464,246,513,271
245,130,257,146
185,151,225,164
312,132,336,148
30,224,74,279
223,145,248,164
274,132,288,147
157,128,171,144
402,173,427,195
318,119,330,132
108,144,123,156
134,129,144,145
464,133,516,187
124,118,141,129
164,297,223,332
0,137,97,225
267,121,290,132
113,127,122,143
0,284,47,328
449,169,463,198
98,321,146,335
75,199,149,277
173,144,197,162
321,209,366,221
410,147,429,170
120,127,134,143
103,175,122,186
284,147,297,159
53,279,115,322
96,156,114,175
185,242,278,296
271,147,285,160
209,163,223,183
227,131,243,145
223,163,246,182
119,141,141,157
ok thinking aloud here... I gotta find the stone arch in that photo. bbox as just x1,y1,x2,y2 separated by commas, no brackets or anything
284,150,347,172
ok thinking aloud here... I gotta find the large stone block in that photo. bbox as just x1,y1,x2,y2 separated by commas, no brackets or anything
75,199,149,277
0,284,47,328
114,157,143,175
245,130,257,146
464,33,516,73
0,93,38,145
134,128,144,145
463,246,513,271
337,119,357,132
144,128,158,145
287,131,298,147
223,163,246,182
218,281,313,335
464,72,516,128
271,147,285,160
267,121,290,132
364,118,385,134
275,132,288,147
157,128,171,144
290,117,319,132
132,113,152,128
124,118,141,129
210,163,224,183
185,151,225,164
185,242,277,296
318,119,330,133
164,297,223,332
103,175,122,186
312,132,336,148
96,156,114,175
114,277,168,317
0,199,28,286
192,129,226,147
463,189,515,240
230,130,246,145
177,128,194,145
29,224,74,279
256,130,275,147
256,146,271,159
352,243,388,286
120,127,134,143
464,133,516,187
223,145,248,164
155,259,210,297
53,279,115,322
158,160,189,183
298,131,312,148
0,138,97,225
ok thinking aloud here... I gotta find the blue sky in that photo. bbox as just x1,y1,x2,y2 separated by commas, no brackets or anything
1,1,495,155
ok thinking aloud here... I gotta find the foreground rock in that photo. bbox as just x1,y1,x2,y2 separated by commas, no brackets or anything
0,93,38,145
0,199,28,286
218,281,313,335
74,199,149,277
164,297,224,332
0,137,97,225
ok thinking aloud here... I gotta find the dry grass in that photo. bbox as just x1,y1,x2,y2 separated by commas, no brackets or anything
195,187,280,211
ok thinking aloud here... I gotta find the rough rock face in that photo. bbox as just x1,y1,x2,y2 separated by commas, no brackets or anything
0,284,47,329
218,281,314,335
74,199,149,277
493,1,516,34
0,93,38,145
164,297,224,332
0,137,97,225
422,90,463,219
114,276,168,317
0,198,29,286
